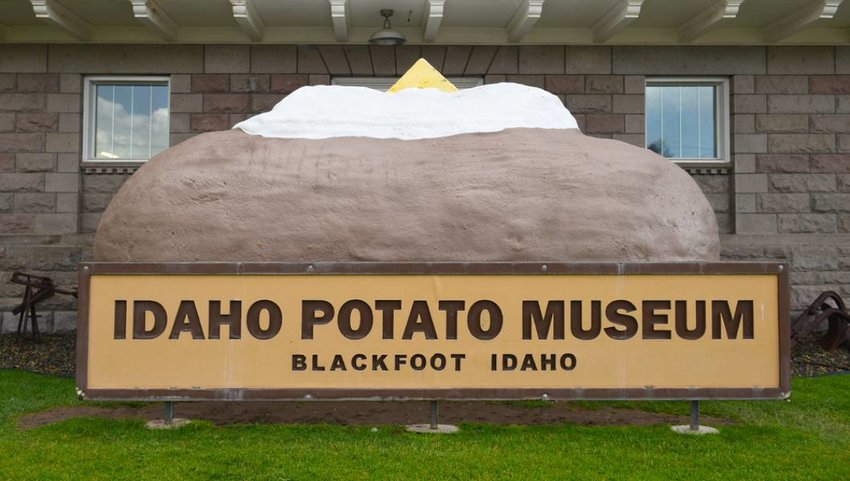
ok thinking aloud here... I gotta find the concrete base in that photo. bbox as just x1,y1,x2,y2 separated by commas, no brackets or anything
145,418,192,430
671,425,719,435
406,424,459,434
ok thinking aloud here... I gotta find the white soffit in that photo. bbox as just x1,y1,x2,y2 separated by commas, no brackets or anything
2,0,850,44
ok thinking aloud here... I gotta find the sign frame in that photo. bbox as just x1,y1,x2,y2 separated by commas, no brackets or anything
76,261,790,401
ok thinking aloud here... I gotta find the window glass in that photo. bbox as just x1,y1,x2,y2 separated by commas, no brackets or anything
646,84,718,160
90,80,169,161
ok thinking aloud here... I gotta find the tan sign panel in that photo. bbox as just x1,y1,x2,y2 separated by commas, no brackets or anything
77,263,790,400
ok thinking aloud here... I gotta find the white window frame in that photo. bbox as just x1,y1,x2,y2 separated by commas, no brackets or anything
332,77,484,91
82,75,171,165
644,77,730,166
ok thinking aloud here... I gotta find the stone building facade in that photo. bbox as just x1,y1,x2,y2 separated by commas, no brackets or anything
2,43,850,332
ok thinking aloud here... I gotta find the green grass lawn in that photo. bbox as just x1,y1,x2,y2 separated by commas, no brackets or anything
0,369,848,480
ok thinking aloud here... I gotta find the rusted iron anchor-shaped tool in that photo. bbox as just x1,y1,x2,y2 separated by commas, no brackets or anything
791,291,850,352
9,271,77,341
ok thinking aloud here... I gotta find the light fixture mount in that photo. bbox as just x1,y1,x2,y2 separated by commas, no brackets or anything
369,9,406,46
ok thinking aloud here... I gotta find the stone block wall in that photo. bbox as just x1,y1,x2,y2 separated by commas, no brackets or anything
1,43,850,331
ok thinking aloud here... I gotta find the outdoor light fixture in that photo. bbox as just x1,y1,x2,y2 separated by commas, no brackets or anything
368,9,406,46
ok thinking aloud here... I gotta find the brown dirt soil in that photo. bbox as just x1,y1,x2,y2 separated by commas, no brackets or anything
16,400,728,430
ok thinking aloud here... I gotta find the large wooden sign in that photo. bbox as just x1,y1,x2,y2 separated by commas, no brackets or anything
77,262,789,401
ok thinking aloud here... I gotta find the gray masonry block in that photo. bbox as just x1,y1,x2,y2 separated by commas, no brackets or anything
45,133,80,153
519,46,564,74
839,135,850,153
0,74,14,92
735,213,777,234
396,46,422,74
838,174,850,192
624,115,644,134
586,75,623,94
205,45,251,73
14,193,56,213
341,46,372,76
57,153,78,173
487,46,518,74
733,95,766,114
33,213,77,234
757,154,810,173
755,114,808,133
612,95,643,114
705,193,730,213
170,94,203,113
623,75,644,94
15,153,56,172
778,214,836,233
443,46,472,75
734,154,756,173
58,113,80,133
754,75,808,94
82,173,131,194
735,173,768,192
506,75,544,88
309,75,330,86
768,134,835,154
0,173,44,192
0,193,12,212
0,45,47,73
732,75,754,94
81,212,101,233
757,193,811,213
734,134,768,153
56,192,79,213
734,114,755,134
838,46,850,75
613,46,766,75
768,95,835,114
251,45,297,73
563,95,612,113
59,74,81,93
812,193,850,212
0,93,46,112
464,46,497,75
170,113,191,133
390,45,418,75
49,45,204,73
0,133,43,153
0,114,13,132
565,46,611,74
837,96,850,113
770,174,836,192
369,46,395,76
767,47,835,74
692,174,730,194
735,193,756,213
612,134,643,147
45,173,79,192
82,193,113,213
317,45,351,76
810,115,850,133
170,74,191,93
46,94,81,113
51,311,77,332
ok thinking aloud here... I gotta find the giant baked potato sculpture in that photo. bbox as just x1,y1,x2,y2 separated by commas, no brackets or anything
94,60,718,262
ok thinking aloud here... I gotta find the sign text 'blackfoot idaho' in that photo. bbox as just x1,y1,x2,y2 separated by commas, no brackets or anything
77,263,790,401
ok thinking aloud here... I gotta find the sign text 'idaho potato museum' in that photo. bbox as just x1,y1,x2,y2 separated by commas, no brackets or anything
77,263,789,401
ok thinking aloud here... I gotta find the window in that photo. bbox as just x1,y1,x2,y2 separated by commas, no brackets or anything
645,78,729,164
331,77,483,91
83,76,170,163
